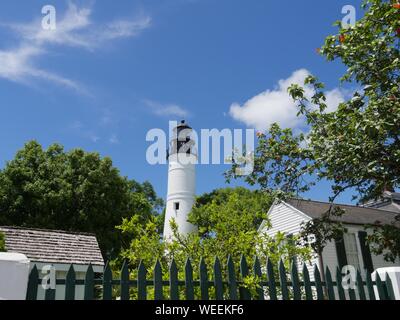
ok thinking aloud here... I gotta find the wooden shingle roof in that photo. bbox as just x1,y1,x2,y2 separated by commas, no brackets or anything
0,226,104,266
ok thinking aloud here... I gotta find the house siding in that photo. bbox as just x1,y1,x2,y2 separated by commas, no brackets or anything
261,201,319,280
260,201,400,286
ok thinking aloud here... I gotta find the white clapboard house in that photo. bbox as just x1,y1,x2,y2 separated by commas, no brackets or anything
0,226,104,300
259,194,400,281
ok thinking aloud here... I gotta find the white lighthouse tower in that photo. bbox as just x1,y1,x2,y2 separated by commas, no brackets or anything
163,120,197,240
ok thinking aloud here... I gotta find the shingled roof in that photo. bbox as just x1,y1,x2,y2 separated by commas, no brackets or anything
0,226,104,266
286,199,400,227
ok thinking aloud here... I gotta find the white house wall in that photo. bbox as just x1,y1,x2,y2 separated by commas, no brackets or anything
263,201,312,236
260,201,319,280
261,201,400,287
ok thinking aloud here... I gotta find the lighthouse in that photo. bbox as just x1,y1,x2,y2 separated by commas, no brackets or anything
163,120,197,240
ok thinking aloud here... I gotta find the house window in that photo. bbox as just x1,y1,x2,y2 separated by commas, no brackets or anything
174,202,180,211
343,233,361,271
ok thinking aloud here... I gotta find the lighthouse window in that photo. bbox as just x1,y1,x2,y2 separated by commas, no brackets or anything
174,202,180,211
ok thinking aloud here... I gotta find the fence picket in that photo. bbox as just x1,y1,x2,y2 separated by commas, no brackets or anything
45,288,56,300
84,264,94,300
138,261,147,300
154,260,163,300
279,260,289,300
239,255,251,300
169,259,179,300
25,255,390,301
313,265,324,300
290,260,301,300
325,267,336,300
26,265,38,300
213,257,224,300
384,273,395,300
348,269,357,301
266,258,277,300
375,273,387,300
366,272,376,300
302,264,313,300
349,287,357,300
185,259,194,300
336,267,346,300
103,262,112,300
227,256,238,300
120,260,130,301
253,257,264,300
356,270,366,300
65,265,76,301
200,258,209,300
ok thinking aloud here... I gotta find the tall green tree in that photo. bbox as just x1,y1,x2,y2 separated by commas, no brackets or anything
227,0,400,261
0,141,162,258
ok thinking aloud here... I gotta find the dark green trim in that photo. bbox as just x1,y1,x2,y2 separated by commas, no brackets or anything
358,231,374,274
335,236,348,269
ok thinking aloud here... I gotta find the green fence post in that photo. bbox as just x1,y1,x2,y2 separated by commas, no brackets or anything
239,255,251,300
169,259,179,300
65,265,76,301
356,270,366,301
279,260,289,300
253,256,264,300
200,258,209,300
26,265,39,300
84,264,94,300
227,256,238,300
138,261,147,300
185,259,194,300
375,273,387,300
214,257,224,300
103,262,112,300
45,288,56,300
366,272,376,300
384,273,396,301
313,265,324,300
336,267,346,300
302,264,313,300
325,267,336,300
266,258,277,300
120,260,130,301
290,260,301,300
154,260,163,300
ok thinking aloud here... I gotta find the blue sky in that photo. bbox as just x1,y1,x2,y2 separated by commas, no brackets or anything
0,0,364,204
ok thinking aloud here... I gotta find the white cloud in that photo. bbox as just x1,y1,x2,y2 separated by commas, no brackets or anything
0,2,151,91
109,134,120,144
144,99,189,118
229,69,347,130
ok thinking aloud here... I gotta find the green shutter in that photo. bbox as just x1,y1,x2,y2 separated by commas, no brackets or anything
358,231,374,274
335,236,348,269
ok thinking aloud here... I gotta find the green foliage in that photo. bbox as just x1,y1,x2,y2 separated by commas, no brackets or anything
0,141,163,258
225,125,316,199
0,232,5,252
189,187,270,240
299,207,347,256
115,187,312,299
226,0,400,260
367,215,400,262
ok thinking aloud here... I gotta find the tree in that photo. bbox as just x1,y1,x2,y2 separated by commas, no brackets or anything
226,0,400,260
116,188,312,299
367,215,400,262
0,141,163,258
